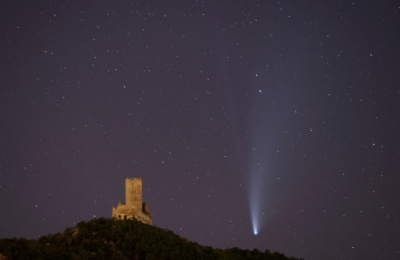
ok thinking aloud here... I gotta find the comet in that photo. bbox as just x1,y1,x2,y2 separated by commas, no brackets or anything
243,86,273,236
247,151,268,236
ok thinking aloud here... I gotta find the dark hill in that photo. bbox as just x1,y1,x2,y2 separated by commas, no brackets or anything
0,218,303,260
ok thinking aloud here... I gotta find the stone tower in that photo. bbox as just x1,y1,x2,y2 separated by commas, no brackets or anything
125,177,142,210
112,177,152,225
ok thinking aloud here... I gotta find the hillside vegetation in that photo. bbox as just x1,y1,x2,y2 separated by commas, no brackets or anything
0,218,303,260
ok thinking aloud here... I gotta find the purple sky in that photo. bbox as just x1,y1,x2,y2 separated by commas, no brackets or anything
1,1,400,259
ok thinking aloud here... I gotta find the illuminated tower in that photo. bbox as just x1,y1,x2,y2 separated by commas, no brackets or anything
125,177,142,210
112,177,152,225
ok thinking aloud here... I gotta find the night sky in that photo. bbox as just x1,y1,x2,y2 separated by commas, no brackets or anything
1,1,400,259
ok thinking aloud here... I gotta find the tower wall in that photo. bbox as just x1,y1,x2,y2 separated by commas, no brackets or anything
125,177,142,210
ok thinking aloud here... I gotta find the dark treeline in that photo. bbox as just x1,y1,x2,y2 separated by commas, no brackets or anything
0,218,303,260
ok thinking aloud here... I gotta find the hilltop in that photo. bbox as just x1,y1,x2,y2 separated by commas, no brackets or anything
0,218,303,260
